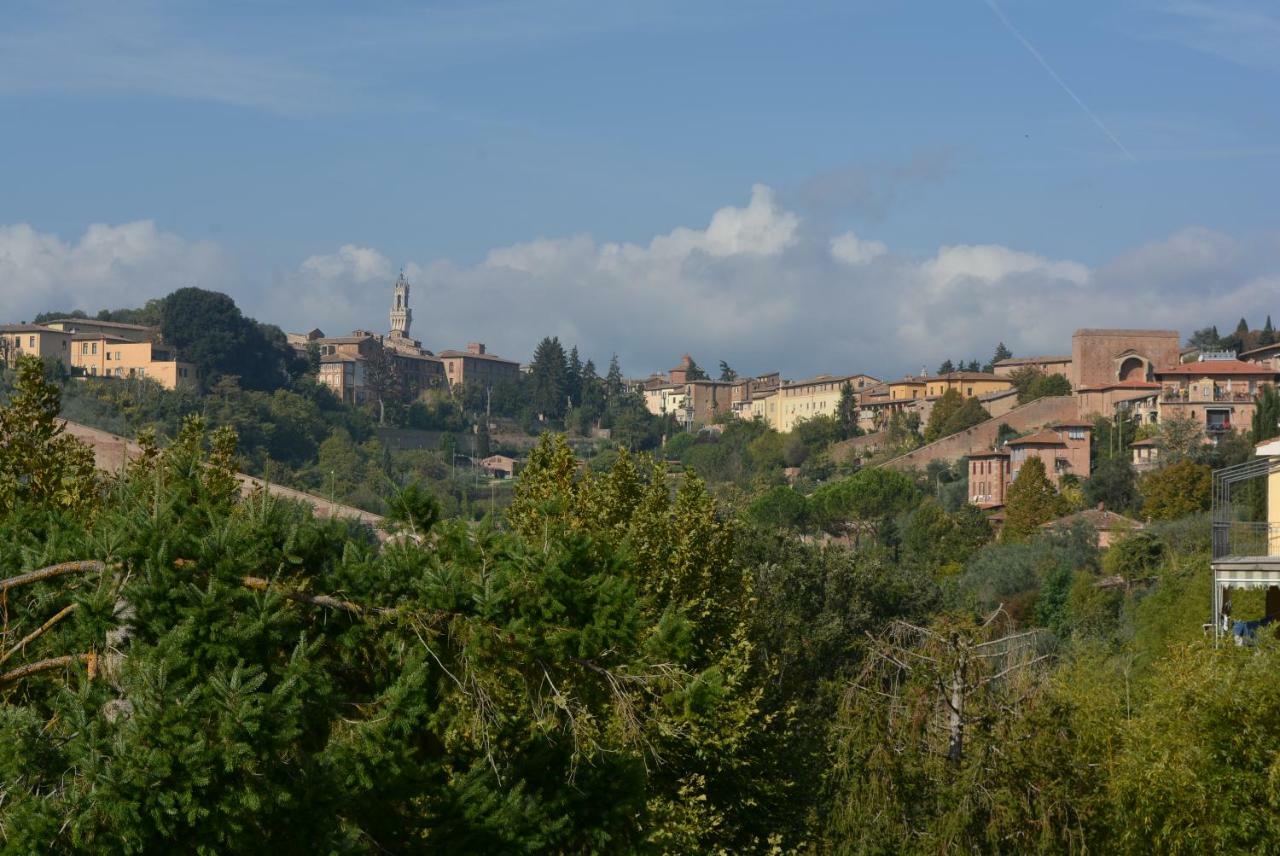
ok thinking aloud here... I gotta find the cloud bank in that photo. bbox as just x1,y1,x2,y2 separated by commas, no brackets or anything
4,186,1279,379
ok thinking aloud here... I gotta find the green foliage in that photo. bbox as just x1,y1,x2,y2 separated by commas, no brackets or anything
1252,383,1280,443
1102,530,1165,581
159,287,302,390
1140,459,1211,521
900,498,991,575
1002,457,1066,541
1018,370,1072,403
923,389,989,443
746,485,809,530
0,356,97,516
809,467,921,534
1083,455,1140,514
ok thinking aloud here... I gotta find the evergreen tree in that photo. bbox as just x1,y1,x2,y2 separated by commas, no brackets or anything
684,358,709,381
1262,316,1276,346
529,336,570,418
985,342,1013,373
836,381,859,439
605,353,625,398
1237,317,1250,335
718,360,738,382
1002,457,1065,540
936,359,955,374
1253,383,1280,443
566,345,584,406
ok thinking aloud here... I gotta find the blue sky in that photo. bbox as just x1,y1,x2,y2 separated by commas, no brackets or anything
2,0,1278,378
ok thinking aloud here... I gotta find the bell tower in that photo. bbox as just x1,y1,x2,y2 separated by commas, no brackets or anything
389,271,412,338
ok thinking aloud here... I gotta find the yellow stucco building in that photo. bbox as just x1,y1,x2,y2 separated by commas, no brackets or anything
71,336,197,390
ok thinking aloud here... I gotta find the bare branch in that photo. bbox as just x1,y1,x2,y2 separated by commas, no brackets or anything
0,561,104,594
0,604,77,667
0,653,93,685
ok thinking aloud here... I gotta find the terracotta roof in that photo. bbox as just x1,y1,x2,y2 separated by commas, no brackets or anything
1155,360,1279,376
72,333,131,343
1076,381,1161,391
1007,429,1067,446
1051,420,1095,429
1043,507,1144,532
1130,437,1158,447
969,448,1010,457
47,318,155,331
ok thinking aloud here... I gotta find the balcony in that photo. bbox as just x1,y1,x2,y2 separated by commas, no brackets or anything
1211,455,1280,642
1161,387,1255,404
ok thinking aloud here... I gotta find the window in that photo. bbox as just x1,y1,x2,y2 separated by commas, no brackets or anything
28,336,35,347
106,351,112,361
91,342,98,355
81,342,89,355
1068,428,1084,440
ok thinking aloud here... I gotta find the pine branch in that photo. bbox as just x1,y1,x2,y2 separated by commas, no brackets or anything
0,653,94,685
0,603,77,666
0,561,105,593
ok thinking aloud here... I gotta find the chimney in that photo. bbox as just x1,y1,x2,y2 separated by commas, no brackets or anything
467,342,485,355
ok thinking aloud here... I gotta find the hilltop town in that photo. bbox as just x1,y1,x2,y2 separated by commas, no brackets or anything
6,275,1279,530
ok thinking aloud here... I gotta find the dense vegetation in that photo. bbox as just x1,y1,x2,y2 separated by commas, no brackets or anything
4,354,1279,852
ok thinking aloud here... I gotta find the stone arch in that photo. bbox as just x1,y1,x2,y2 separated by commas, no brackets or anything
1117,355,1149,382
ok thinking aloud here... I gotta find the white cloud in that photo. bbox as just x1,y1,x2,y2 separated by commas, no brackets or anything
830,232,888,265
300,244,393,283
0,220,230,322
7,186,1279,380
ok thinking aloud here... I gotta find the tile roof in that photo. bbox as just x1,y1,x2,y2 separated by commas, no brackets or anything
1043,507,1144,531
437,349,518,364
47,318,155,331
932,371,1008,381
1007,429,1067,446
1239,342,1280,358
0,323,62,333
1155,360,1279,376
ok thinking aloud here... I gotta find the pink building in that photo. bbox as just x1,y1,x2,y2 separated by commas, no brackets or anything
967,421,1092,509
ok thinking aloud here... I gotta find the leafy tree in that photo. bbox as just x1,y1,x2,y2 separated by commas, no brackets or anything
923,389,990,443
159,287,299,391
901,498,991,575
684,357,709,381
1102,530,1165,581
363,339,403,426
718,360,738,382
1155,413,1204,464
747,485,809,530
1141,458,1211,521
809,467,920,534
1187,325,1222,351
1002,457,1066,540
1083,455,1140,513
1021,371,1072,403
936,359,955,374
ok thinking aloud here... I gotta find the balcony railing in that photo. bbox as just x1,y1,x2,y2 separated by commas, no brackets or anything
1161,388,1256,403
1212,521,1280,561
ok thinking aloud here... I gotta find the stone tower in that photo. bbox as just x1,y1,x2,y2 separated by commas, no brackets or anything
389,272,412,338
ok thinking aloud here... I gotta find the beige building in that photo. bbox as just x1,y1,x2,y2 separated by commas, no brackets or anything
1,324,73,369
71,335,196,390
771,373,878,433
1154,358,1279,437
438,343,521,390
924,371,1014,399
993,354,1072,379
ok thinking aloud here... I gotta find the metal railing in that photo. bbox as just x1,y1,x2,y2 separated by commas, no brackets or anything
1161,388,1255,403
1211,521,1280,560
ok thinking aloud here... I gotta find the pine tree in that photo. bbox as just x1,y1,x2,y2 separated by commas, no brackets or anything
837,381,859,439
1002,457,1065,540
937,359,955,375
1252,383,1280,443
530,336,569,418
986,342,1013,373
567,345,584,407
605,353,625,398
684,358,709,381
718,360,738,382
1262,316,1276,346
